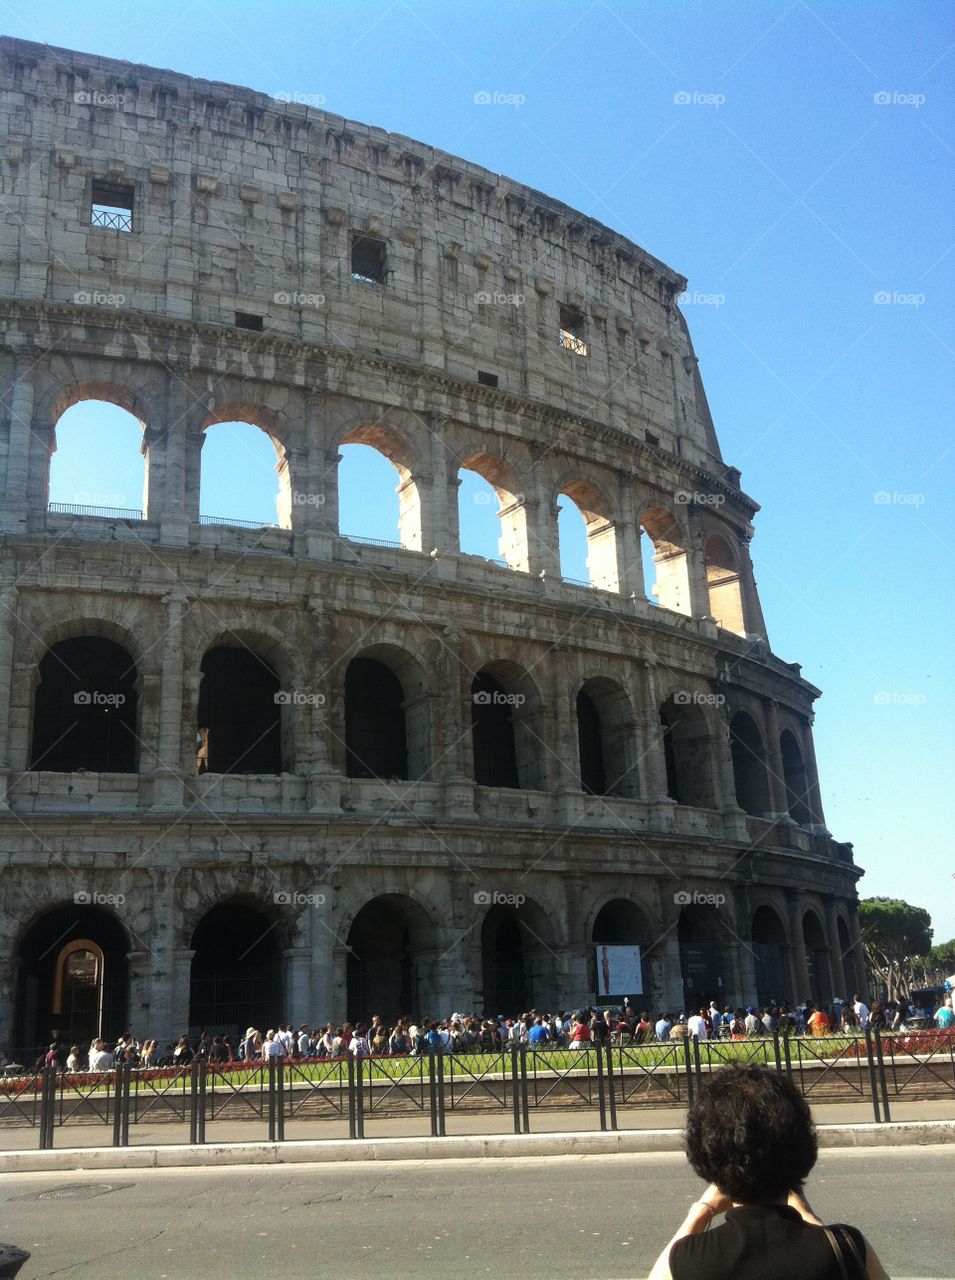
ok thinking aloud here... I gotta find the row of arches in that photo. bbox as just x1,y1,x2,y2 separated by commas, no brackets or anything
28,634,817,822
12,895,855,1051
43,397,751,628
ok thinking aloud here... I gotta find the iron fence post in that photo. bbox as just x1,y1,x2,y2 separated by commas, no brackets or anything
519,1045,529,1134
692,1034,703,1088
267,1057,276,1143
863,1027,882,1124
347,1055,356,1140
510,1047,521,1134
276,1057,285,1142
782,1027,793,1081
355,1053,365,1139
604,1043,618,1131
39,1067,55,1150
121,1065,131,1147
196,1061,206,1144
682,1033,695,1104
595,1043,608,1132
428,1050,438,1137
873,1026,891,1123
772,1030,782,1074
189,1061,200,1145
436,1049,447,1136
111,1066,123,1147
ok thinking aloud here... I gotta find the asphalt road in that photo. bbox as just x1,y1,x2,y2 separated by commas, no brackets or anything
2,1146,952,1280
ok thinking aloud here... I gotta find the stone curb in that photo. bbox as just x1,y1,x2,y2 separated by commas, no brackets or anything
1,1120,952,1174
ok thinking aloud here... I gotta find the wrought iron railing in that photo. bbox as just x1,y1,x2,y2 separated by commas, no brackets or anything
48,502,143,520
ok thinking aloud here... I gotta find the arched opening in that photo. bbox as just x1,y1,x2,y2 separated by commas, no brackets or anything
457,453,527,570
752,906,789,1005
576,678,637,798
591,899,652,1004
471,663,542,790
457,468,506,563
339,426,420,550
705,532,746,635
48,399,147,518
780,730,811,824
678,903,725,1010
346,895,433,1024
200,419,291,529
659,696,717,808
480,899,556,1016
729,711,772,816
802,911,829,1005
189,901,283,1038
197,646,283,774
558,481,619,591
14,904,129,1058
345,658,408,780
640,507,690,615
31,636,138,772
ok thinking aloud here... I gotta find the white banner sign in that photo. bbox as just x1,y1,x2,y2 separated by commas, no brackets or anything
595,945,643,997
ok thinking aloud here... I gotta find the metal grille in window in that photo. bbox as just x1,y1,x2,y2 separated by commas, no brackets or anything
351,234,386,284
90,181,133,232
558,304,587,356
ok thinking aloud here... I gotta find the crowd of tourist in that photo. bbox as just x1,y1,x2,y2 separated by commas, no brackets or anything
5,990,950,1074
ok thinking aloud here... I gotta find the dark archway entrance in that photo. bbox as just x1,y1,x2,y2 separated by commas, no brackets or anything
31,637,138,772
591,899,652,1005
197,646,282,774
14,904,129,1059
471,672,519,788
659,697,717,808
576,690,607,796
678,904,725,1010
346,896,431,1024
752,906,789,1005
189,902,283,1038
730,711,771,816
345,657,408,779
803,911,829,1005
481,905,530,1015
781,730,811,824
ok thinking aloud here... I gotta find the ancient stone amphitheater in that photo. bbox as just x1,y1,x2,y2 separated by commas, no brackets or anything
0,37,865,1054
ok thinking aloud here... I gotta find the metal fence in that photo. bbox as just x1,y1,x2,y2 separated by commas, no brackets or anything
2,1028,951,1150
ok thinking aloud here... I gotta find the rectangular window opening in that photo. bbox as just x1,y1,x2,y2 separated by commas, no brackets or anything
558,303,587,356
645,430,660,447
235,312,264,331
477,370,499,388
351,233,387,285
90,180,134,232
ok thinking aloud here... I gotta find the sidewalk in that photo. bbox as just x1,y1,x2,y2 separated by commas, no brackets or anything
2,1099,953,1172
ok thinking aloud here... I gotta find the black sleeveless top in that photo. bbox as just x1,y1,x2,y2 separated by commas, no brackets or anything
670,1204,867,1280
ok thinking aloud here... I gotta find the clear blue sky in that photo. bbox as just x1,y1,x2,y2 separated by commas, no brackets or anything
21,1,954,940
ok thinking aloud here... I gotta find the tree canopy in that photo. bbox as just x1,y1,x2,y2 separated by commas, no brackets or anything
859,897,933,1001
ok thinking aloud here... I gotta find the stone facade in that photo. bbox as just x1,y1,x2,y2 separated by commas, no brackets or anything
0,38,865,1053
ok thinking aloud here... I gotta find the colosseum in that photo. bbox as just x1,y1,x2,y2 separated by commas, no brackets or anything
0,37,866,1056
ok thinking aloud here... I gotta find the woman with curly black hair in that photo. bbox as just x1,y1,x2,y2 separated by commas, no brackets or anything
648,1063,889,1280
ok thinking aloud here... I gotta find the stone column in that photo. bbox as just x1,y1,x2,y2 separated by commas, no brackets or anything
762,699,790,818
149,591,187,810
425,415,454,554
684,507,714,620
731,886,758,1008
786,892,811,1004
2,361,34,532
304,598,342,814
127,950,153,1038
563,874,592,1009
800,716,829,833
158,368,194,545
635,660,671,807
284,946,313,1025
0,581,18,805
309,895,338,1021
826,898,850,1002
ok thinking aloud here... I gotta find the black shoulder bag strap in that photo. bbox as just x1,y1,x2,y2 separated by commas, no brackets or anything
823,1225,867,1280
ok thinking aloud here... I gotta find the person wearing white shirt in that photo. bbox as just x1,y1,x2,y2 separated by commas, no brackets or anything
687,1011,709,1040
263,1031,284,1059
853,995,870,1028
88,1039,113,1071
